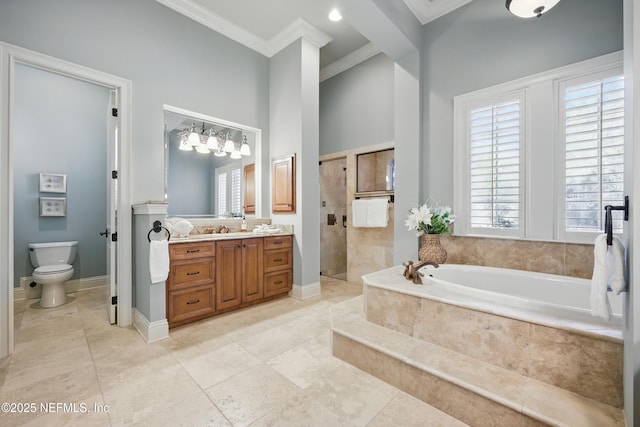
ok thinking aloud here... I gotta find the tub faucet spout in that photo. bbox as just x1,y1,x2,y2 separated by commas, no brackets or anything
402,260,439,284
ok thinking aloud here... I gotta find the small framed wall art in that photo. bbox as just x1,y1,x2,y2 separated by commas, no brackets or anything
39,173,67,193
40,197,66,217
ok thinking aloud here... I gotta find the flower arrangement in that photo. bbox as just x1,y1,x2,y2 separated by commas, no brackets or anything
405,199,455,236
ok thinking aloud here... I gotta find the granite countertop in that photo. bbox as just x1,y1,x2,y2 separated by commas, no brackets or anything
168,231,293,244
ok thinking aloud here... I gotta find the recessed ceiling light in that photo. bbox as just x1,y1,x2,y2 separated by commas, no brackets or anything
328,8,342,22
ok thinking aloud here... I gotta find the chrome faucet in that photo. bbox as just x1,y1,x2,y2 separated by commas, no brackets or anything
402,260,439,284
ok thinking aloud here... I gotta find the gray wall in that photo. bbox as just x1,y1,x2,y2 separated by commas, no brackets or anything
0,0,270,207
422,0,624,204
166,130,213,215
13,64,110,286
320,53,394,155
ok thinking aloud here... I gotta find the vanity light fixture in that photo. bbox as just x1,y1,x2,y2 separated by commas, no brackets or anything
176,121,250,156
206,128,218,150
239,135,251,156
223,132,235,152
178,135,193,151
505,0,560,18
230,149,242,160
188,123,200,146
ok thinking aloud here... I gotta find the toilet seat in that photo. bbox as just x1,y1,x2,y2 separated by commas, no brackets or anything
34,264,73,275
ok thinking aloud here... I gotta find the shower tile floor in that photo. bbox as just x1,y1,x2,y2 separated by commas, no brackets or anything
1,278,467,426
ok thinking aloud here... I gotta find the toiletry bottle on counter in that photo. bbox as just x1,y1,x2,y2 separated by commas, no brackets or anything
241,216,247,232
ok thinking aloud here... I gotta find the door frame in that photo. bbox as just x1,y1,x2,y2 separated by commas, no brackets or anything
0,41,133,358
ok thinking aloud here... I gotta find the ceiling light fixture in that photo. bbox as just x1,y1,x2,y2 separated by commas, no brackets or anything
328,8,342,22
505,0,560,18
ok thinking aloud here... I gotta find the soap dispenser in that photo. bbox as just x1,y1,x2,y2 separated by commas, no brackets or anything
241,216,247,232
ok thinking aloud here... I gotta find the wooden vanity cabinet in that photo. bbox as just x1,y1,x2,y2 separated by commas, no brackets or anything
215,238,264,311
263,235,293,297
166,235,292,328
166,241,216,328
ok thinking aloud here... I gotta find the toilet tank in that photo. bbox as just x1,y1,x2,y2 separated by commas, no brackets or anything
28,241,78,267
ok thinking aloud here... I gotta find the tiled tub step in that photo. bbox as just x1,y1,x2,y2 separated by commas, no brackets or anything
330,300,624,427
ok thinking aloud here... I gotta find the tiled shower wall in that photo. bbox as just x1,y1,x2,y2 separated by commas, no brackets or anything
440,235,594,279
319,158,347,278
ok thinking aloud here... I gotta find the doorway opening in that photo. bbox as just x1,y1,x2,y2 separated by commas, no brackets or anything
319,157,347,280
0,42,133,358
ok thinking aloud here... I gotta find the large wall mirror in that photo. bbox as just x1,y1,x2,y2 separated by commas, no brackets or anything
164,105,262,217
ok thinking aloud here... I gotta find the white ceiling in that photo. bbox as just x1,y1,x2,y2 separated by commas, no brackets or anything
156,0,474,73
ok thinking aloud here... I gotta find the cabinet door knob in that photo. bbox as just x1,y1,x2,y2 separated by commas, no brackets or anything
274,280,283,285
186,271,200,276
274,258,283,262
186,299,200,305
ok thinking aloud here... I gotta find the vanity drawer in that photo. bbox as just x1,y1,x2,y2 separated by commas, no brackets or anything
169,241,215,260
264,248,292,273
168,284,216,326
263,235,292,251
168,258,215,290
264,270,292,297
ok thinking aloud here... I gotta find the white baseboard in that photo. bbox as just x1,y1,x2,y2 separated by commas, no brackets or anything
289,282,321,300
133,309,169,344
15,275,108,301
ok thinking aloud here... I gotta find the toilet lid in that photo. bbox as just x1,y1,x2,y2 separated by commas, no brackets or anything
34,264,73,275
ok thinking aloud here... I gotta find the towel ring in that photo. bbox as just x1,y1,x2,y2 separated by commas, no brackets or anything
147,220,171,242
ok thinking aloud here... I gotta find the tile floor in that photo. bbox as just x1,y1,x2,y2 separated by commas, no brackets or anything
1,278,467,426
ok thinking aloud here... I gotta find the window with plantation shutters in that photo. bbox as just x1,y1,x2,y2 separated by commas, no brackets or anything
217,172,228,217
468,95,523,235
230,167,242,216
454,51,622,242
216,165,243,217
562,73,624,234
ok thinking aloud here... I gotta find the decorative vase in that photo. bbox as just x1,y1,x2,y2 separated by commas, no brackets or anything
419,234,447,264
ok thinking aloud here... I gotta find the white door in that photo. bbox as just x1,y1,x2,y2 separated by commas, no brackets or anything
105,90,118,324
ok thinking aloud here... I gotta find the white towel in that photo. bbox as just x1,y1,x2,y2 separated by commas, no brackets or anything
149,240,170,283
352,198,389,228
365,198,389,227
352,199,369,227
608,235,626,294
590,234,626,320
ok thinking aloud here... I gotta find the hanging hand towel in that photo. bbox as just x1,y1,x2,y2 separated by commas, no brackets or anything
352,198,389,228
352,199,369,228
590,234,611,320
607,235,626,294
365,198,389,227
149,240,170,283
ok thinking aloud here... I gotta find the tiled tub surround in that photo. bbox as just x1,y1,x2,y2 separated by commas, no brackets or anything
361,266,623,408
441,235,594,279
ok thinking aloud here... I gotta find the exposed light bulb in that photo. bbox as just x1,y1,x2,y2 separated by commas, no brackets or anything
328,8,342,22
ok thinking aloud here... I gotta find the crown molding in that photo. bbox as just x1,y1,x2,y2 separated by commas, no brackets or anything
156,0,270,55
156,0,331,58
320,43,382,82
267,18,332,57
402,0,475,25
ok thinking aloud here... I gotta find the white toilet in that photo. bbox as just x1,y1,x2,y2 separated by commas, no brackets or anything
28,241,78,308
